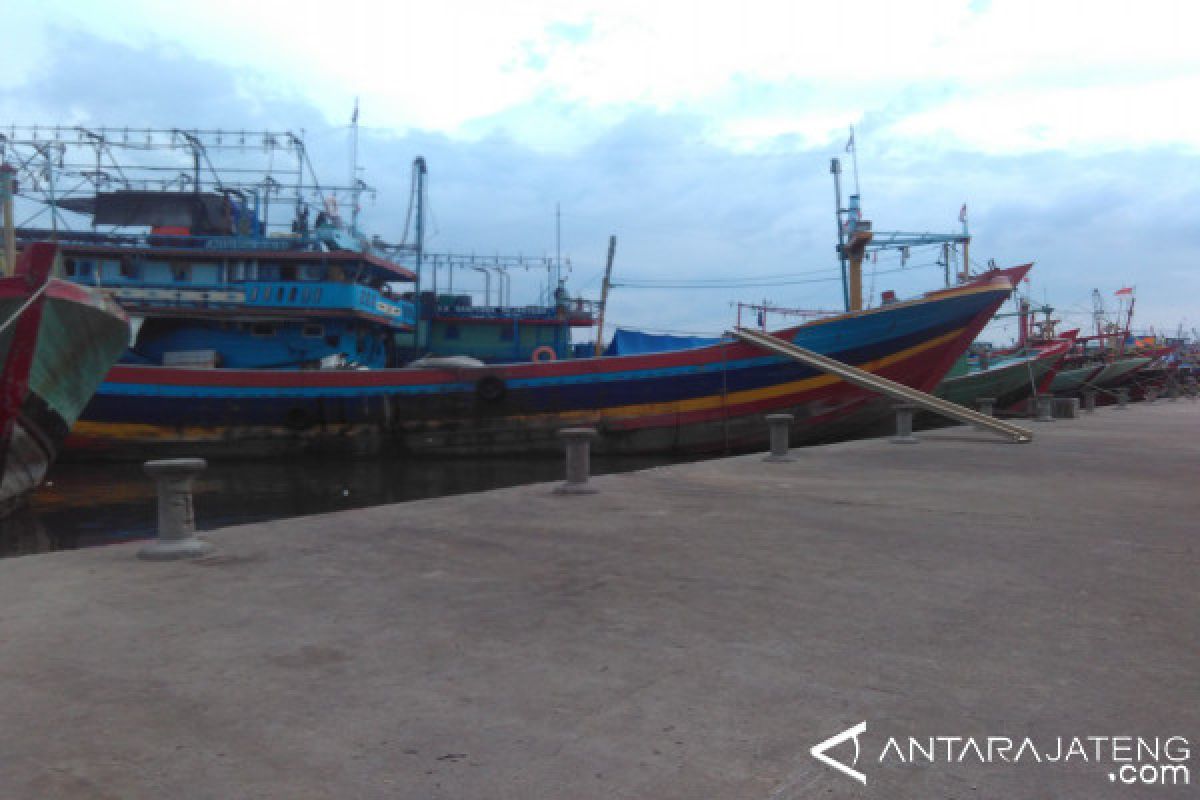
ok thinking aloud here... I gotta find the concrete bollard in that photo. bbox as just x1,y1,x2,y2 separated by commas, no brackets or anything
890,403,918,444
1115,388,1129,410
1034,394,1055,422
973,397,996,431
554,428,599,495
1053,397,1079,419
138,459,213,561
1081,390,1097,413
763,413,795,463
1167,380,1180,402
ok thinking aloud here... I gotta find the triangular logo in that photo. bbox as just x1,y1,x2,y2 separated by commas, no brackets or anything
811,721,867,785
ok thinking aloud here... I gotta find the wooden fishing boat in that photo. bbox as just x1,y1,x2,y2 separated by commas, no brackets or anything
65,267,1026,460
936,337,1071,411
0,243,129,513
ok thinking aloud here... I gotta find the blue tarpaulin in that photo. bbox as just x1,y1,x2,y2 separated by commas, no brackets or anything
604,328,723,356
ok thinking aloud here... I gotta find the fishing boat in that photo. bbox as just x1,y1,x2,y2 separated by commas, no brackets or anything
64,266,1025,459
4,127,594,373
0,242,129,514
4,126,1023,460
935,337,1071,411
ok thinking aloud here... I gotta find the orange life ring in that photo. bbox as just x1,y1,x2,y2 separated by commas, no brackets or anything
531,346,557,362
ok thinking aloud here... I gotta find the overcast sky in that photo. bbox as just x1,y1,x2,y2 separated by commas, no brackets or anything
2,0,1198,342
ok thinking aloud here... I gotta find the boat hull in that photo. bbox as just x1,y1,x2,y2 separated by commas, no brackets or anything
936,345,1066,410
0,245,130,513
67,279,1018,460
1050,364,1104,395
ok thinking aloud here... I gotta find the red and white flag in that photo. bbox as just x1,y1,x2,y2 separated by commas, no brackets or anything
1115,287,1133,296
958,203,968,223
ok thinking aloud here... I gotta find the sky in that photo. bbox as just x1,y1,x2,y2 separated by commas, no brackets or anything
2,0,1198,342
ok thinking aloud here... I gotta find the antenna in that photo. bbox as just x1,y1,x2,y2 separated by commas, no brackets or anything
350,98,360,232
847,125,861,197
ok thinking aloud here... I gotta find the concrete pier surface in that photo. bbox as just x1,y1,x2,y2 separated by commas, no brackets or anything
1,403,1196,799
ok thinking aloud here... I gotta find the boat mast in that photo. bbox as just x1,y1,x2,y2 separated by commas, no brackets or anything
593,235,616,357
411,156,428,350
830,158,849,311
555,202,561,304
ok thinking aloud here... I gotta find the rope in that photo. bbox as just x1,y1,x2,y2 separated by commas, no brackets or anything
0,279,51,337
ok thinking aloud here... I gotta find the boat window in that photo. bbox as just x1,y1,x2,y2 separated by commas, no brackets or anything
281,265,298,281
313,288,322,303
288,287,298,303
302,324,324,338
302,265,323,281
64,259,77,277
172,265,189,282
119,260,139,279
499,327,514,341
251,323,275,337
445,325,460,340
248,287,258,302
276,287,285,302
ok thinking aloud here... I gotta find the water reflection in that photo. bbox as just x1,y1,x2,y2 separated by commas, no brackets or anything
0,454,690,558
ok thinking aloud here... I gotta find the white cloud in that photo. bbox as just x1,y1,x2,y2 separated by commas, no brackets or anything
8,0,1199,155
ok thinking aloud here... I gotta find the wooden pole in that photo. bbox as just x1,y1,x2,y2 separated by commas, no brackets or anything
593,235,616,357
0,165,15,277
848,250,864,311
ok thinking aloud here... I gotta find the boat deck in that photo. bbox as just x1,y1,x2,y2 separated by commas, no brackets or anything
0,402,1196,798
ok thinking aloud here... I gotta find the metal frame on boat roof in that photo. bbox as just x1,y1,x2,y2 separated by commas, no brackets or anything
0,125,373,237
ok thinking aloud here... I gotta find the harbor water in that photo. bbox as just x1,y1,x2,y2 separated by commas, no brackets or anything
0,453,690,559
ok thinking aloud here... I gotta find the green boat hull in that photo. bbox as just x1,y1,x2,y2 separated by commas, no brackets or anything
1,273,128,514
936,353,1056,409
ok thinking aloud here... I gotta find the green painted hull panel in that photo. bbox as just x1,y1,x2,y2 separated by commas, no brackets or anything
1,285,128,513
936,356,1053,408
1050,365,1099,394
1091,357,1151,388
32,294,130,426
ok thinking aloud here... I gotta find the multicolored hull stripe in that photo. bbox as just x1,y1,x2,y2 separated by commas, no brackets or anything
67,274,1020,460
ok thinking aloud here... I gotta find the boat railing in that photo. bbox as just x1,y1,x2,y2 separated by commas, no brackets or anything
18,227,329,253
431,302,596,324
105,280,415,325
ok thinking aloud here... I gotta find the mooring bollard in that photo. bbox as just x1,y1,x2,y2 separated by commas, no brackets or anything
1145,387,1158,403
1053,397,1079,419
763,413,795,462
1081,389,1097,413
138,458,212,561
554,428,599,495
1167,380,1180,402
1115,388,1129,409
891,403,918,444
973,397,996,431
1034,393,1055,422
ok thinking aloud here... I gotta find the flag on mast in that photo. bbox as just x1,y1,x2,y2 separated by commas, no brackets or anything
1114,287,1133,296
959,203,968,223
845,127,855,152
351,98,359,125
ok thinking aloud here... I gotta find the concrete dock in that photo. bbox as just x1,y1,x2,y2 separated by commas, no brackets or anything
1,403,1196,798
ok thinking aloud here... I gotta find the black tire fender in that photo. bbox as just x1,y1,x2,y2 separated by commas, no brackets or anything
476,375,507,402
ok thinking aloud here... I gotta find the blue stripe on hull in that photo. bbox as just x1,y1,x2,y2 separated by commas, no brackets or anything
82,289,998,429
